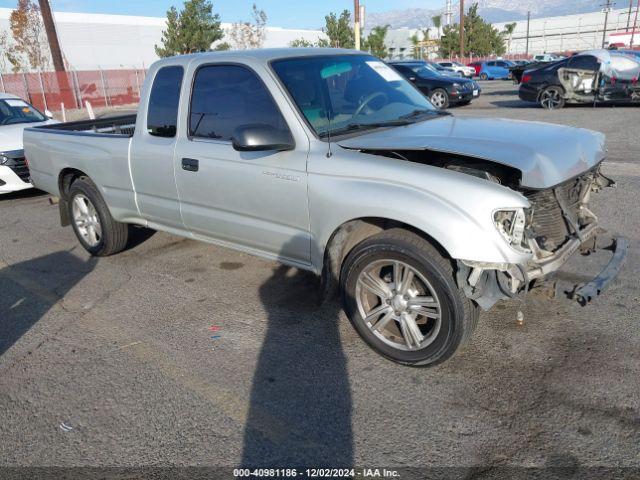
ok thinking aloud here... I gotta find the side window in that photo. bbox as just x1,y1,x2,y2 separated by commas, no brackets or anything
487,61,496,67
497,61,507,67
568,55,599,71
392,65,412,77
189,64,288,141
147,66,183,137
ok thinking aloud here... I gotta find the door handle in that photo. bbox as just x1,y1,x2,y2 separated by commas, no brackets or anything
181,158,199,172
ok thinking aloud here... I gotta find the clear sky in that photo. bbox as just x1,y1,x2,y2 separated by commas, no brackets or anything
0,0,444,29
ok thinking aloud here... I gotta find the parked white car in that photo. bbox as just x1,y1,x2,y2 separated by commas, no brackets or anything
438,61,476,78
0,93,57,194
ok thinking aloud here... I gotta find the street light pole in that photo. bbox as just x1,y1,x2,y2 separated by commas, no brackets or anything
459,0,464,58
354,0,361,50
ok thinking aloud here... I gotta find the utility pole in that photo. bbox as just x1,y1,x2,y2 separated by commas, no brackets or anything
628,0,634,31
39,0,65,71
354,0,361,50
525,11,530,55
601,0,614,48
459,0,465,58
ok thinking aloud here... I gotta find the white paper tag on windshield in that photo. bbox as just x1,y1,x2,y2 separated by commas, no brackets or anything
366,61,403,82
5,99,30,108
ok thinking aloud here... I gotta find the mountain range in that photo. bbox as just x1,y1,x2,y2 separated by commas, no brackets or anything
365,0,607,28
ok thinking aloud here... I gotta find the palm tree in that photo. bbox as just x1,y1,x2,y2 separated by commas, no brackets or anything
431,15,442,39
502,22,517,54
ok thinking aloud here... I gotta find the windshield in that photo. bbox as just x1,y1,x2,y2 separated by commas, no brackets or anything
0,98,46,126
272,55,440,138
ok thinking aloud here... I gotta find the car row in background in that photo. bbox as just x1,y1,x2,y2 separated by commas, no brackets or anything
518,49,640,109
467,60,516,80
0,93,57,194
437,61,476,78
389,61,481,109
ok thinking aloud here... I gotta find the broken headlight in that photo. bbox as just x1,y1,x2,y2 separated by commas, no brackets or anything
494,208,529,252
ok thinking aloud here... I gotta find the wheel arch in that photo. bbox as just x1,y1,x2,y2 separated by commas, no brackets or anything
318,217,452,303
57,168,91,226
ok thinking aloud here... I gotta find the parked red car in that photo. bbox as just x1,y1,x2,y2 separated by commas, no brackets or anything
467,62,482,76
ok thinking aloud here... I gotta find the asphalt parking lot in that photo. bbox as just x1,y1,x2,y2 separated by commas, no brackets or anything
1,80,639,475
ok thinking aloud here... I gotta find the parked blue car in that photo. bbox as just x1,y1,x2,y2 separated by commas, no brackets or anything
478,60,515,80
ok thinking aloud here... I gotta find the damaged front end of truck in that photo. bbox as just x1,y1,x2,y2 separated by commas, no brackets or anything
337,115,628,310
457,164,628,309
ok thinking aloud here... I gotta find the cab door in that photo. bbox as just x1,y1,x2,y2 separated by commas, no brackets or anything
130,65,185,229
173,62,311,266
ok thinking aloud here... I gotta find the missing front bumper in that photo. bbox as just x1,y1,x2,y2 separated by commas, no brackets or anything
568,236,629,306
458,231,628,310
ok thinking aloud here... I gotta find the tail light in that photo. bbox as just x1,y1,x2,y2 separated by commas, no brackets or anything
521,74,532,83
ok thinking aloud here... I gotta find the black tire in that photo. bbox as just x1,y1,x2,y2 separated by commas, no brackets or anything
429,88,450,109
340,229,478,367
457,100,472,106
480,72,489,80
67,176,129,256
538,85,566,110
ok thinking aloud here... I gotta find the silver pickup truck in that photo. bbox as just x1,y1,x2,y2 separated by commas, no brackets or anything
24,49,627,366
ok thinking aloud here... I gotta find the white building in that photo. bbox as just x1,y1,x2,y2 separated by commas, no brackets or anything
494,7,639,55
0,8,326,72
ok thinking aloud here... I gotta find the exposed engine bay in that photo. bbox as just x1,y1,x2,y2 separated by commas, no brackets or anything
361,148,623,309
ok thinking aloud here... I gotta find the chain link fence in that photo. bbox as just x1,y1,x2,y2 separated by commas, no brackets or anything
0,69,147,113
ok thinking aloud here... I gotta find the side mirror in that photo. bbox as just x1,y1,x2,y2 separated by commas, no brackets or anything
44,109,54,119
232,124,294,152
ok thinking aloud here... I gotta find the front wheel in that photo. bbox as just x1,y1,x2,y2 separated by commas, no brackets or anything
479,72,489,80
68,177,129,256
341,229,478,367
539,85,565,109
429,88,450,109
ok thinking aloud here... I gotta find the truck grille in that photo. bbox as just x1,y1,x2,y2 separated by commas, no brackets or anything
524,168,596,252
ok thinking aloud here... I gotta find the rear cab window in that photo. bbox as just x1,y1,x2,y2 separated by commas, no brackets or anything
147,65,184,137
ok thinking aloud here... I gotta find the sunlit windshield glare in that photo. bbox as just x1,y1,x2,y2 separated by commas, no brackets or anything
0,99,46,125
272,55,437,138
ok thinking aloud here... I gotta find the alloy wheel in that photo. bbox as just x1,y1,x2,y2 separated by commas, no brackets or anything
355,259,442,351
72,194,102,247
430,91,447,109
540,88,562,109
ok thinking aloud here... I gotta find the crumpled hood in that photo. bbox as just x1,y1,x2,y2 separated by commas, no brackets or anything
0,120,57,152
337,116,606,189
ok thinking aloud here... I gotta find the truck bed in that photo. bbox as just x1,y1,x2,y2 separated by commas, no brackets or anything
35,114,137,137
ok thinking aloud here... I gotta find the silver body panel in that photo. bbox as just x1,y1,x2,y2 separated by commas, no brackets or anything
23,48,606,274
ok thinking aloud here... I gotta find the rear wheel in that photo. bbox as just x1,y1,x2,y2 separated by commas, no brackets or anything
68,177,129,256
539,85,565,109
480,72,489,80
341,229,479,367
429,88,450,109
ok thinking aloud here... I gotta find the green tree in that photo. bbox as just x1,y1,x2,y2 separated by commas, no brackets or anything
439,3,504,57
363,25,389,58
155,0,224,57
322,10,354,48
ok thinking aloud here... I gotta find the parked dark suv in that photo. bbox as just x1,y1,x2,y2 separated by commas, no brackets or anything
389,61,481,109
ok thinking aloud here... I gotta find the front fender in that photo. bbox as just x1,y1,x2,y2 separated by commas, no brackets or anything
308,149,533,269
